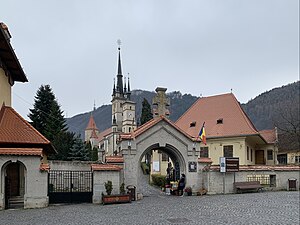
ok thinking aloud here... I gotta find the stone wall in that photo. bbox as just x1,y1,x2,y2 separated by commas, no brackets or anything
0,156,48,210
49,160,92,171
206,167,300,194
93,171,121,204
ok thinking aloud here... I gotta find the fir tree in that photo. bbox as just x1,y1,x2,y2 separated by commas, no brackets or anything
91,146,99,161
50,131,75,160
68,135,90,161
28,85,67,141
140,98,153,125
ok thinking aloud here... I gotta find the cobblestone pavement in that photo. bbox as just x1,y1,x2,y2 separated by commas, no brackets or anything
0,191,299,225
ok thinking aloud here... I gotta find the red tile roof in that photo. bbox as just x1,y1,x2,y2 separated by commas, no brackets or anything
0,148,42,156
120,116,194,141
40,163,50,171
96,128,112,142
106,156,124,163
198,158,213,163
176,93,259,139
259,129,277,144
86,114,98,130
0,105,55,154
90,129,98,139
91,164,122,171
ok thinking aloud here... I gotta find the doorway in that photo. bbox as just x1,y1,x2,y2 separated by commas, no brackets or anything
4,162,26,209
255,150,265,165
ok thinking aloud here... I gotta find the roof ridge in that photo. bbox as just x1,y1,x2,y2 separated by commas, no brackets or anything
230,94,258,134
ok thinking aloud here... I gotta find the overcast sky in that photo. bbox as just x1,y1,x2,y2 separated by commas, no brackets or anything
2,0,299,120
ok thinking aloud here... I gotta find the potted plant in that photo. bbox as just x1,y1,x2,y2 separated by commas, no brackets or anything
184,186,192,196
105,180,113,195
102,181,131,205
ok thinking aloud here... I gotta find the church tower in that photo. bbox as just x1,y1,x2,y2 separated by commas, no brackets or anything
111,42,136,133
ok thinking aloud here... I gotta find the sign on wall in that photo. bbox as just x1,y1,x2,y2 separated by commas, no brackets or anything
188,162,197,172
225,157,239,172
153,161,160,172
219,157,239,172
220,157,226,173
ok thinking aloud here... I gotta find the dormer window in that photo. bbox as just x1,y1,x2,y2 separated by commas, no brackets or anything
190,121,196,127
217,118,223,124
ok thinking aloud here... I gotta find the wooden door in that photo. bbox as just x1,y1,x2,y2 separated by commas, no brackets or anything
6,163,20,196
255,150,265,165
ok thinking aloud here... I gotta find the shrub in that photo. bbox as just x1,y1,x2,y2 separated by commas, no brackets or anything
105,180,113,195
151,174,167,187
120,183,126,194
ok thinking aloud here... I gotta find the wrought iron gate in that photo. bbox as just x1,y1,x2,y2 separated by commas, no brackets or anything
48,170,93,204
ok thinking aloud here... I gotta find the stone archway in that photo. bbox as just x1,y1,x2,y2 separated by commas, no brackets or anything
137,143,186,196
121,117,200,197
2,161,26,209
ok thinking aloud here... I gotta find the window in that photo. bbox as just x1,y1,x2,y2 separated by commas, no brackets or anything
162,153,168,161
247,174,271,186
223,145,233,157
251,148,253,161
190,121,196,127
129,127,131,133
295,156,300,164
200,147,209,158
267,150,273,160
247,146,249,160
277,154,287,164
217,118,223,124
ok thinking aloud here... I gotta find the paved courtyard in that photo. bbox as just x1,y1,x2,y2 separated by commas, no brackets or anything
0,191,299,225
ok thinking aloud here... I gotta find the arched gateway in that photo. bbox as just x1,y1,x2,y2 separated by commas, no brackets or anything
119,116,201,195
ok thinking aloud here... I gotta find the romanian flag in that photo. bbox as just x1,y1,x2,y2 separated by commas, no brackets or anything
199,122,206,145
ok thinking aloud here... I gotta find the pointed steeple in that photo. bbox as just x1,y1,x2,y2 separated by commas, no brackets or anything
127,74,131,100
112,78,116,96
116,40,124,96
124,76,127,93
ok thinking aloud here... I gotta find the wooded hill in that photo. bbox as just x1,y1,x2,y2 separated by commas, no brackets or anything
66,81,299,151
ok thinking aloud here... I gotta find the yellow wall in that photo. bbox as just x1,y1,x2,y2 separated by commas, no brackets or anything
205,137,248,165
0,68,11,106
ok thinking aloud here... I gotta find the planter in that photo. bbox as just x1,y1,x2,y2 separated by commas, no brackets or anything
102,194,131,205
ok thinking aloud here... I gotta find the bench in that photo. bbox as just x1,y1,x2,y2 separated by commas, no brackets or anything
234,181,263,194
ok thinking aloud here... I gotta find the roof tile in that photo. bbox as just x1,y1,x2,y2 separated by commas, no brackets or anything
175,93,258,139
0,148,42,156
91,164,122,171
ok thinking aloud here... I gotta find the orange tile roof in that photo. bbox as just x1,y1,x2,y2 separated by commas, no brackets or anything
0,148,42,156
40,163,50,171
198,158,213,163
90,129,98,139
0,105,55,154
175,93,259,139
259,129,277,144
86,114,98,130
96,128,112,142
120,116,194,141
106,156,124,163
91,164,122,171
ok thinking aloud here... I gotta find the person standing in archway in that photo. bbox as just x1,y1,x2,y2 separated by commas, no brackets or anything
178,174,186,196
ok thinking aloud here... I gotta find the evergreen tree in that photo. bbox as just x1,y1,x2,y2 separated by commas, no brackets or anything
28,85,55,136
50,131,75,160
28,84,67,141
91,146,99,161
140,98,153,125
68,135,90,161
28,84,72,159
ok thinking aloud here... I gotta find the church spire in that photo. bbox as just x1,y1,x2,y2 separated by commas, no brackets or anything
127,73,131,100
116,39,124,96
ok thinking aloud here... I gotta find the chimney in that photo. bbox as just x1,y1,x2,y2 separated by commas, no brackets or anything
0,22,12,42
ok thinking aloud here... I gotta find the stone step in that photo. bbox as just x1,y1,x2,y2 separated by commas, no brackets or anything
8,196,24,209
